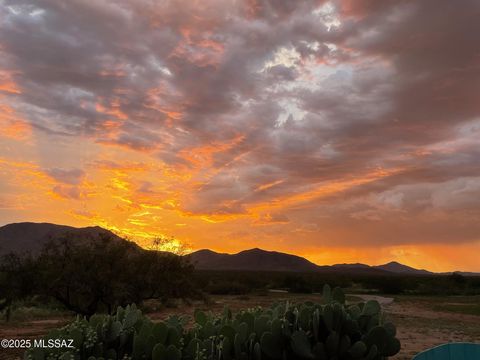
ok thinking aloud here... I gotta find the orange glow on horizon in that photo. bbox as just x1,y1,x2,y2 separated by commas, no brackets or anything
1,150,478,272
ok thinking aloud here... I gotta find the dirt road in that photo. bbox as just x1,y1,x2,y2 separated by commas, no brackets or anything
353,294,395,305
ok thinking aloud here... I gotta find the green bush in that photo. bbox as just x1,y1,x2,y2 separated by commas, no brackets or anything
25,286,400,360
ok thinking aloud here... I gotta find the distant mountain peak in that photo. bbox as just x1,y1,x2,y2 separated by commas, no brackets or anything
186,247,441,275
332,262,370,269
374,261,432,275
187,247,320,272
193,249,217,254
385,261,402,265
239,247,267,254
187,248,391,274
0,222,136,256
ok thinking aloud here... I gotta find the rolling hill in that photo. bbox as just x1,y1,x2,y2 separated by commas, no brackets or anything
187,248,426,275
373,261,432,275
186,248,321,272
0,222,134,255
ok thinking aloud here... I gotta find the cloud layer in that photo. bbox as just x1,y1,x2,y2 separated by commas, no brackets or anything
1,0,479,270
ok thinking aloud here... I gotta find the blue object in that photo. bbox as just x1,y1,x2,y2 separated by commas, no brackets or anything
413,343,480,360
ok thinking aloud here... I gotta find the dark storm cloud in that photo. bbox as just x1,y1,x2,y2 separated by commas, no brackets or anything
340,0,480,136
1,0,480,245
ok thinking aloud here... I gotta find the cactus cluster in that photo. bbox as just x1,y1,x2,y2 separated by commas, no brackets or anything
24,286,400,360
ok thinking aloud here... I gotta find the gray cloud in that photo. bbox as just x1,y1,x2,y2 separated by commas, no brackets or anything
52,185,85,200
44,168,85,185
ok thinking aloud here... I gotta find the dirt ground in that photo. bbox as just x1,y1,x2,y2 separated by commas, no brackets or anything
0,293,479,360
386,296,480,360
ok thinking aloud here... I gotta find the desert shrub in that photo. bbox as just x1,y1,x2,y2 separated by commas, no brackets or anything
282,275,313,293
360,277,407,295
466,277,480,295
0,253,40,320
449,272,466,284
410,274,480,296
206,280,250,295
1,234,198,316
194,271,353,295
25,285,401,360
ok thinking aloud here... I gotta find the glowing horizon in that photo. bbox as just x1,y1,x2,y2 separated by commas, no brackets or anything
1,1,479,272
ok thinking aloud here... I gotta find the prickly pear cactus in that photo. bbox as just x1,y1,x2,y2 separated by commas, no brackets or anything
24,285,400,360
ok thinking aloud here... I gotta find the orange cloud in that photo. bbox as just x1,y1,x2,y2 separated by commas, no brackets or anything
95,98,128,120
254,180,284,192
179,134,245,169
0,70,21,94
170,27,225,67
0,104,31,140
250,167,404,213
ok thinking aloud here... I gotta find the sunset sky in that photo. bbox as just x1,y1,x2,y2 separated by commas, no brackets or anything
1,0,479,271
